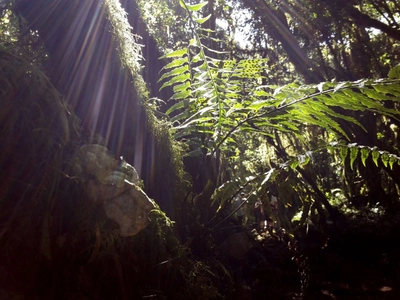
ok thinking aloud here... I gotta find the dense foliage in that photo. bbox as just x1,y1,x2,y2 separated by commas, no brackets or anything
154,1,400,227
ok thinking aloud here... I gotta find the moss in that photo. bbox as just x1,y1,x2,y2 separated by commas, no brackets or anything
103,0,149,103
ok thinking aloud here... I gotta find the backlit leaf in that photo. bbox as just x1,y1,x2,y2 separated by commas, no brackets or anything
389,155,397,169
349,146,358,170
340,146,348,163
381,152,389,168
162,48,187,59
184,1,208,11
371,150,380,167
360,147,370,167
195,14,211,24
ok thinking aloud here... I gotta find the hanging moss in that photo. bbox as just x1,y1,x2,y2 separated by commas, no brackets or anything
103,0,149,103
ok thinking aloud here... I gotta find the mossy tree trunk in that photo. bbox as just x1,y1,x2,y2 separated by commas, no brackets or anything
14,0,183,215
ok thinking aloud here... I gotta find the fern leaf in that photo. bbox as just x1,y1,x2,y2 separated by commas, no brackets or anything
162,48,187,59
340,146,348,163
278,120,302,132
315,96,367,130
373,83,400,97
173,90,192,100
360,147,370,167
158,65,189,82
166,99,189,115
371,149,380,167
162,58,188,70
349,145,358,170
290,158,300,169
361,87,391,101
173,81,191,93
159,73,191,90
194,14,211,24
171,109,192,123
388,65,400,79
381,152,389,168
248,100,271,111
305,101,353,137
389,154,397,169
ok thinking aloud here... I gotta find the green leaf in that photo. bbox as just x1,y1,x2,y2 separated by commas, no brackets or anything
158,65,189,82
173,81,191,93
381,152,389,168
171,109,191,123
159,73,191,90
375,83,400,97
173,90,192,100
162,48,187,59
304,101,351,138
388,65,400,79
360,147,370,167
182,1,208,11
289,158,299,169
166,100,188,115
198,106,214,115
253,90,270,97
349,146,358,170
279,121,302,133
371,149,380,167
162,58,188,70
194,14,211,24
389,155,397,169
340,146,348,163
248,100,270,111
361,87,390,101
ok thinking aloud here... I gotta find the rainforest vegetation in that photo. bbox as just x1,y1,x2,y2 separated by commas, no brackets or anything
1,0,400,299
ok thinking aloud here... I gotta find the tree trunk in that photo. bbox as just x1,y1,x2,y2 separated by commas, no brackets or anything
14,0,181,215
347,6,400,41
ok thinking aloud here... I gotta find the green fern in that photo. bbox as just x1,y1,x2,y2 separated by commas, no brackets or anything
159,5,400,151
248,143,400,198
287,142,400,171
159,0,400,181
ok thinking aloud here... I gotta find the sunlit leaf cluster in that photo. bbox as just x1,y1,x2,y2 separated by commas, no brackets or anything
156,2,400,222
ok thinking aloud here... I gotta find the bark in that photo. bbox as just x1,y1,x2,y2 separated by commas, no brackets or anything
347,6,400,41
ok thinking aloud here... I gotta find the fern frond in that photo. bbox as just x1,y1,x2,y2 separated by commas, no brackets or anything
158,2,400,162
288,142,400,171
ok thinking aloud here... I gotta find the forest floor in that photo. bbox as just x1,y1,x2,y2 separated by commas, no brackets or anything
225,223,400,300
